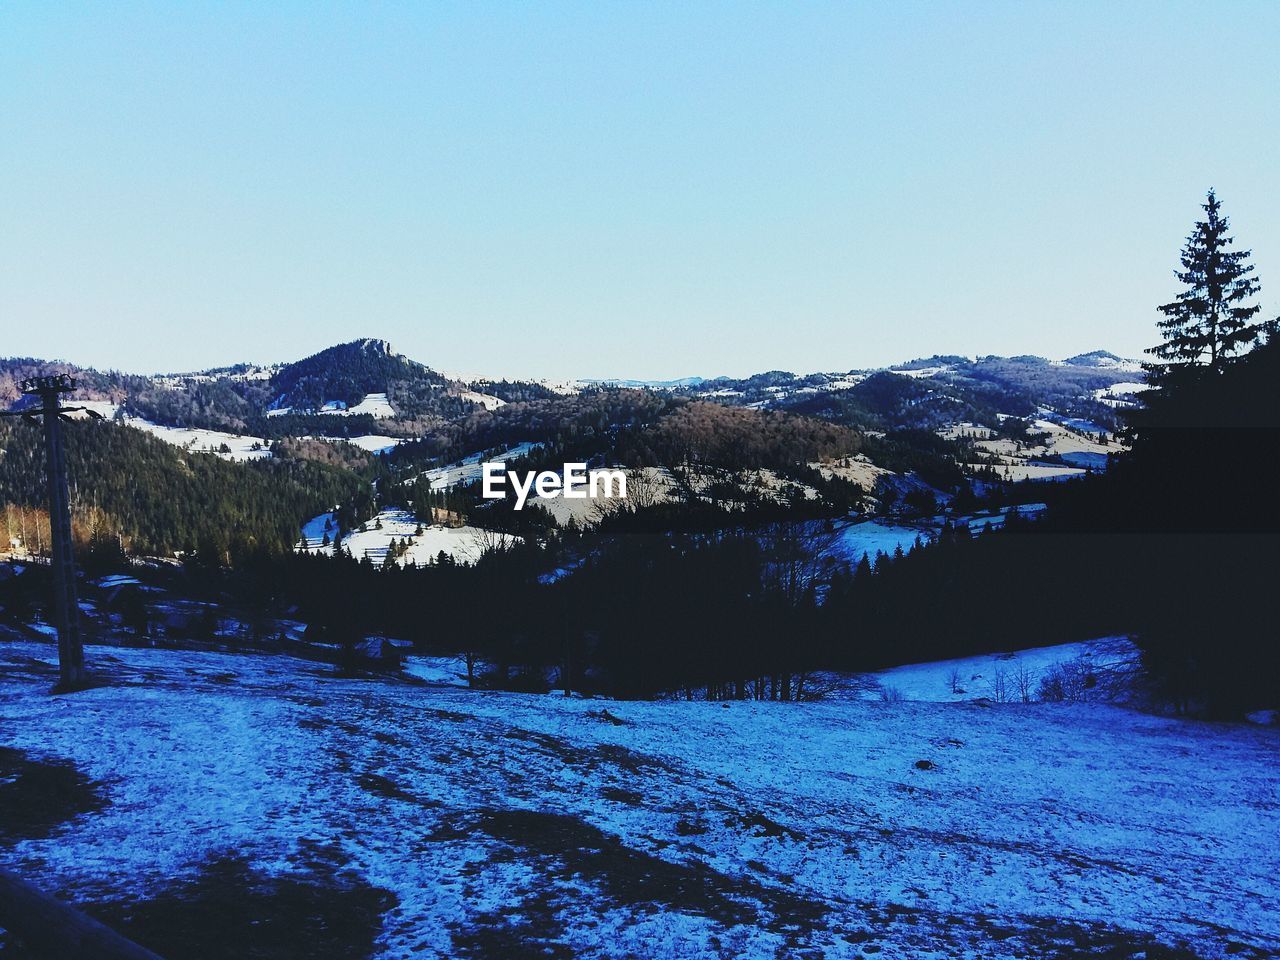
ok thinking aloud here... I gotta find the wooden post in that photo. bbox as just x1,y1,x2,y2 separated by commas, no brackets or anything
0,868,165,960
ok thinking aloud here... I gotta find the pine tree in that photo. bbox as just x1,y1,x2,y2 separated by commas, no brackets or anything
1147,190,1272,388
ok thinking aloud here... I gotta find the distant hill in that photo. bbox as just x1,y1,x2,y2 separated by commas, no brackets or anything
580,376,708,389
267,339,450,415
672,353,1145,430
2,341,1146,445
0,340,1153,561
1063,349,1143,372
1,340,487,435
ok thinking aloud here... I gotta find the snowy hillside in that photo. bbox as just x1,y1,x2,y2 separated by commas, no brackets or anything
954,416,1125,482
338,434,403,454
121,415,272,462
850,637,1141,703
826,518,930,564
419,443,541,490
319,392,397,418
298,508,518,566
459,390,505,411
1,639,1276,959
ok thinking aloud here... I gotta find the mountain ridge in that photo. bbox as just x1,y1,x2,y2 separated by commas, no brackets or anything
1,340,1145,439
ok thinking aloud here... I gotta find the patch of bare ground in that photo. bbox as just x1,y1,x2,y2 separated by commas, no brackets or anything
0,747,105,845
445,807,827,957
0,856,397,960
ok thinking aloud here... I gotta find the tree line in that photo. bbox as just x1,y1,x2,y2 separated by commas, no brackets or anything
0,418,366,560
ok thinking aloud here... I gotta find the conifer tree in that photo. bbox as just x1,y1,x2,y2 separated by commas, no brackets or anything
1147,190,1272,389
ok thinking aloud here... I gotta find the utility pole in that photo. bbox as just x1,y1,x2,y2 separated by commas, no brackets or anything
2,374,98,691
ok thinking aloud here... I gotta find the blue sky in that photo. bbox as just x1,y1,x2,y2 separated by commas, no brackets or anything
2,2,1278,379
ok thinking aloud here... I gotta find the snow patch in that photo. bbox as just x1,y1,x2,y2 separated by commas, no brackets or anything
459,390,505,411
121,416,271,461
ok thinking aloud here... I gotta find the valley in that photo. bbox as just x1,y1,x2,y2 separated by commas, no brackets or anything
1,338,1142,568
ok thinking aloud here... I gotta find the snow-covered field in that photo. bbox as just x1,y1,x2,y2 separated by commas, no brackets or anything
813,455,893,492
851,637,1140,703
993,462,1087,482
963,502,1047,533
293,434,404,454
299,508,518,566
827,519,931,565
1095,381,1151,400
520,466,680,526
672,465,820,507
891,365,952,380
121,416,272,461
334,434,403,454
270,392,399,419
418,443,541,490
1,638,1276,958
296,511,339,552
530,463,825,527
70,399,122,419
318,392,397,418
459,390,505,411
937,421,994,441
952,417,1125,482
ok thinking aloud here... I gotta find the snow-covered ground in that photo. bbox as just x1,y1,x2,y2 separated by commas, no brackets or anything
319,392,397,418
822,374,867,391
67,398,122,419
811,454,893,492
850,637,1140,703
673,466,819,507
534,378,585,395
990,462,1086,482
272,393,400,419
419,443,541,490
964,502,1047,532
1080,355,1144,374
1095,381,1151,400
301,508,519,566
519,466,679,526
937,421,994,440
120,416,272,461
337,435,403,454
294,434,403,454
890,364,952,380
528,463,824,527
297,511,339,553
827,519,931,565
1063,417,1109,435
402,654,472,686
1,638,1276,959
459,390,505,411
961,418,1129,482
519,462,861,529
398,523,518,567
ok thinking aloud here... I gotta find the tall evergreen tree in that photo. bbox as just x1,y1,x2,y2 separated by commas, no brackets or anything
1146,190,1272,388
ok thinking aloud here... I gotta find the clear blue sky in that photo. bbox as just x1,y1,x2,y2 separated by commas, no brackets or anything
2,2,1278,380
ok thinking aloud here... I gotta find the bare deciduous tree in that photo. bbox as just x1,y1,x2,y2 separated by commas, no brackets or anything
1013,661,1036,703
988,666,1009,703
